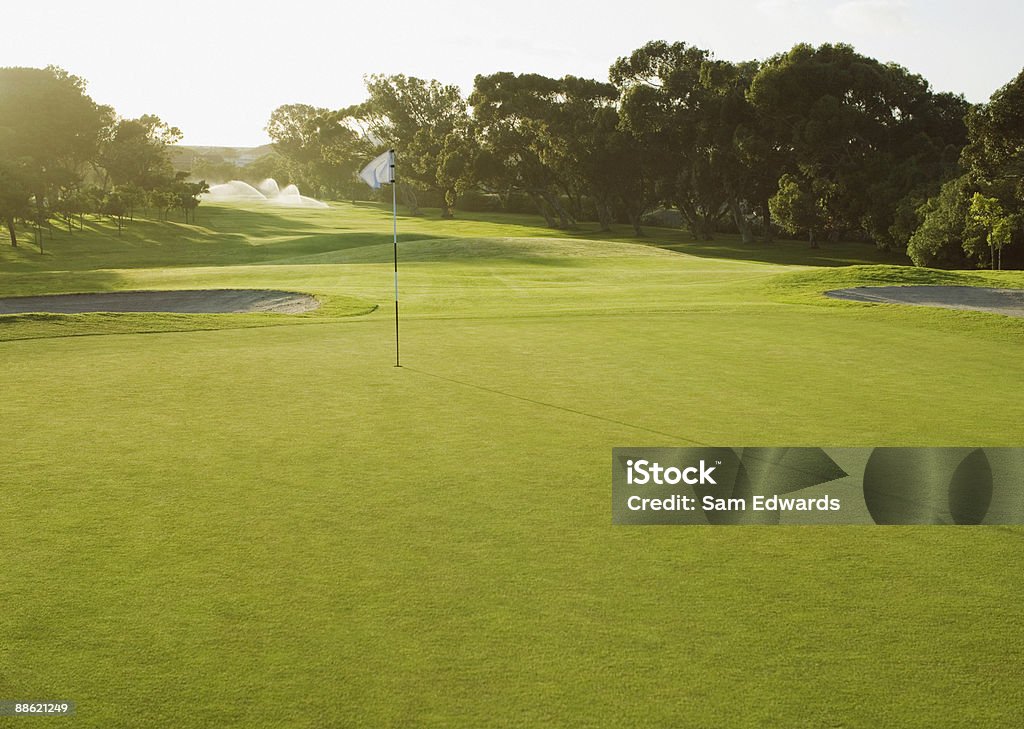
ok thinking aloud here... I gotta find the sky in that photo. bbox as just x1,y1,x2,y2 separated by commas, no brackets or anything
1,0,1021,147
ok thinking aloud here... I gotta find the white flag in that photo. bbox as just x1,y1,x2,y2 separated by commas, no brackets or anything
358,149,395,189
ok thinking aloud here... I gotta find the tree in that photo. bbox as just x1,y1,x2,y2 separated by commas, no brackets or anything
555,76,647,233
103,189,128,235
961,68,1023,267
0,66,111,219
191,155,242,184
266,104,368,200
436,129,479,219
968,193,1014,269
468,72,641,230
359,75,472,216
750,43,968,248
149,189,177,221
612,42,751,240
906,67,1023,268
963,67,1024,186
907,177,972,267
241,153,291,188
473,74,543,224
99,114,181,191
0,159,35,246
175,178,209,224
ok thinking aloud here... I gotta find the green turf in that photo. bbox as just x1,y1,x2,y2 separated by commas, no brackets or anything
1,203,1022,727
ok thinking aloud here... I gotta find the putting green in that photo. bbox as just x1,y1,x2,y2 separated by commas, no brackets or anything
1,203,1022,727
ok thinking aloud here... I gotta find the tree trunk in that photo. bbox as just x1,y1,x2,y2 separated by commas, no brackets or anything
595,199,612,232
809,229,818,249
542,190,574,229
676,199,696,238
440,188,455,219
6,217,17,247
400,183,419,216
571,192,583,221
761,200,773,244
698,212,715,240
528,191,559,228
627,210,644,237
677,199,716,240
728,197,754,244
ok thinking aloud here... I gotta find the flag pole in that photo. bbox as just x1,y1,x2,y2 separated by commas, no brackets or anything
391,150,400,368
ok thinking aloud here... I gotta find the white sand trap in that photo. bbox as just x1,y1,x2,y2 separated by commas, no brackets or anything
825,286,1024,318
0,289,319,315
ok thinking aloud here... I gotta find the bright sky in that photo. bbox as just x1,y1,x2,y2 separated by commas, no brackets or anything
2,0,1020,147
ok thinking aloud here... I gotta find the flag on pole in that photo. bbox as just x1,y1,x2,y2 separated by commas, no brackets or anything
357,149,401,367
358,149,395,189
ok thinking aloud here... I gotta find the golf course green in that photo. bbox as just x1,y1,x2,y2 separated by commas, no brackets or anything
2,202,1022,727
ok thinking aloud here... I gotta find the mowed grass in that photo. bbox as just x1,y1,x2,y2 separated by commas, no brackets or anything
1,202,1023,727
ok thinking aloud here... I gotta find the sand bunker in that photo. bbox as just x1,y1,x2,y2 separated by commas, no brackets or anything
825,286,1024,318
0,289,319,315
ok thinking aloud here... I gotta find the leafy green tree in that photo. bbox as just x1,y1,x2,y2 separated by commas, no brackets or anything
770,173,827,247
907,177,972,267
175,179,209,224
968,193,1015,269
99,115,181,191
0,66,111,217
469,72,576,227
0,159,35,246
612,42,755,240
191,155,242,184
149,189,177,221
750,43,968,248
963,68,1024,186
556,76,647,233
359,74,471,216
469,72,645,230
962,68,1023,266
906,67,1022,268
241,153,290,186
266,104,367,200
436,129,478,218
103,189,129,235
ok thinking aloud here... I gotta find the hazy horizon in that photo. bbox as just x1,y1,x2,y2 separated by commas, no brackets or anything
2,0,1021,147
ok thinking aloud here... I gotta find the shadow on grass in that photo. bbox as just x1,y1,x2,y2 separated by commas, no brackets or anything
0,206,442,272
646,236,910,268
0,269,131,298
0,200,908,273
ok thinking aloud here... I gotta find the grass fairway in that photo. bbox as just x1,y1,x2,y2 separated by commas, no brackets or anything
2,203,1023,727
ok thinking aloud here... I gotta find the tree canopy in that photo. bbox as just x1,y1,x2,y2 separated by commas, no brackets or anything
0,65,201,246
261,43,1004,266
8,43,1014,267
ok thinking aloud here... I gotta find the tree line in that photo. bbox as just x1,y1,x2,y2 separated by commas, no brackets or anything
0,66,207,248
265,42,1022,269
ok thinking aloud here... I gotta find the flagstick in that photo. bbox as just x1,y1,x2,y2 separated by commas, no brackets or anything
392,152,400,368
